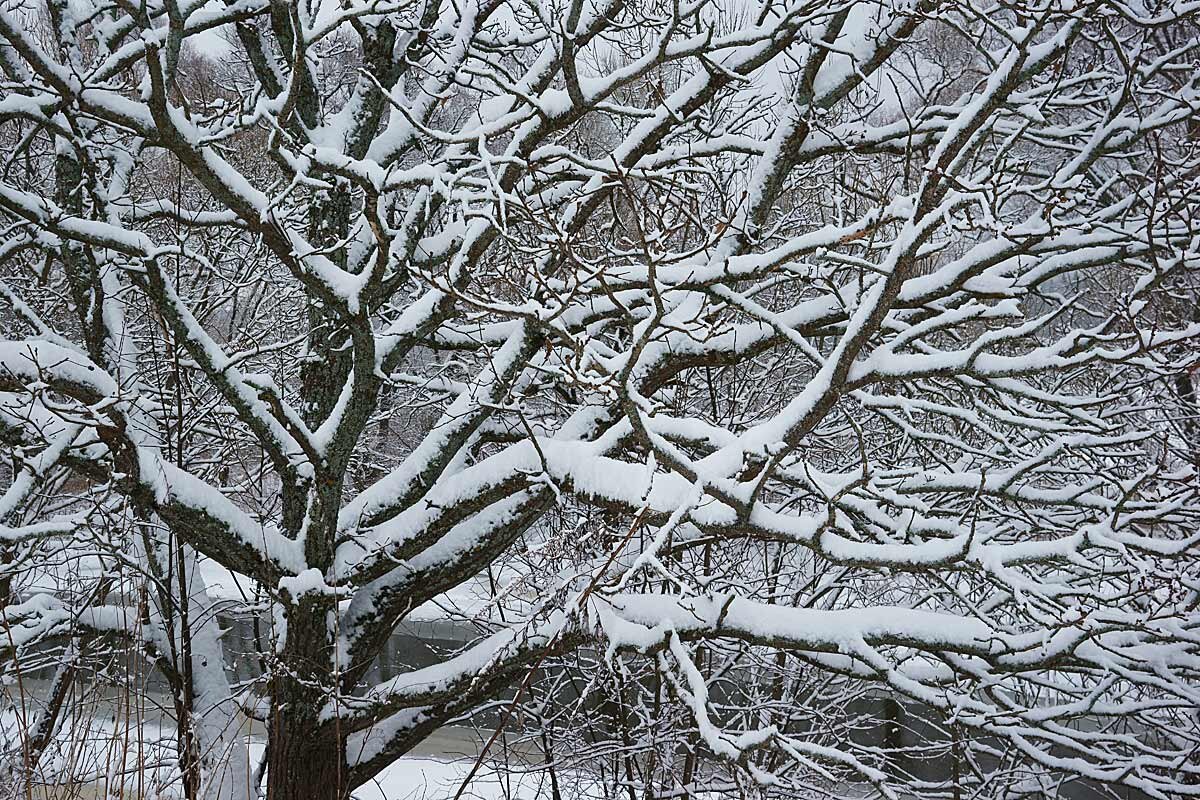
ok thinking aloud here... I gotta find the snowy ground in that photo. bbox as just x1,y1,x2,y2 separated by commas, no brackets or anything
19,753,554,800
356,756,563,800
2,688,557,800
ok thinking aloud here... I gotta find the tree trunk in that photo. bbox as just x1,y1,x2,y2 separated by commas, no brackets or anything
267,598,346,800
266,722,347,800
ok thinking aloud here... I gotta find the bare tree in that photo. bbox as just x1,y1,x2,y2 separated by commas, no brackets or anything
1,0,1199,799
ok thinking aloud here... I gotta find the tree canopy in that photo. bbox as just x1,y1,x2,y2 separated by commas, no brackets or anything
1,0,1199,798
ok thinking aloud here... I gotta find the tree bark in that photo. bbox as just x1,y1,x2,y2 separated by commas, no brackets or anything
266,722,347,800
267,599,346,800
